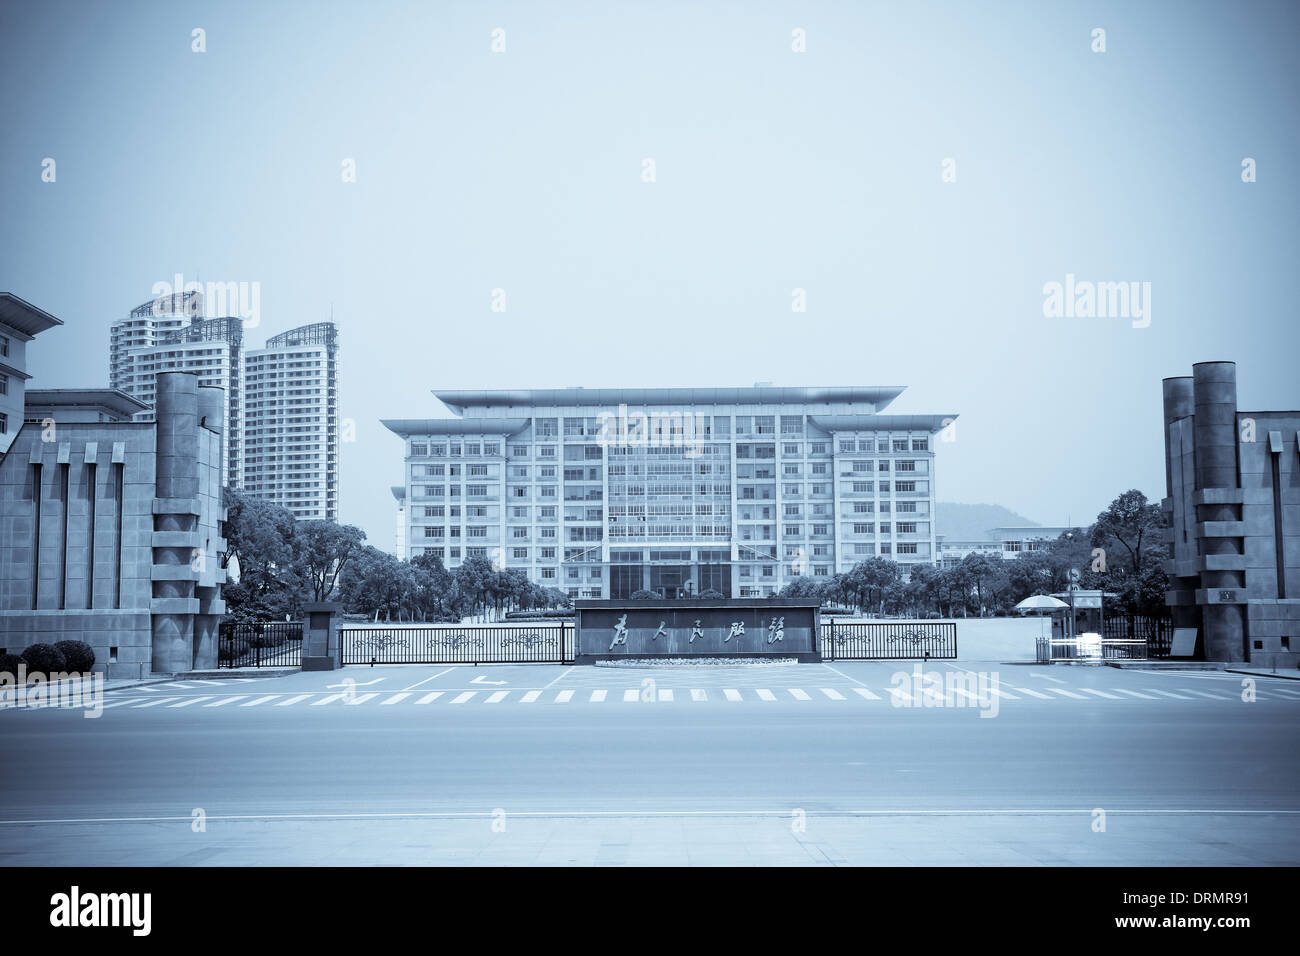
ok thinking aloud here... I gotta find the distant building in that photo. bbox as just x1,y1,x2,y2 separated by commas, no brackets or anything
1162,361,1298,665
0,296,226,677
0,293,63,456
392,486,406,559
109,294,339,520
385,386,955,598
935,526,1070,568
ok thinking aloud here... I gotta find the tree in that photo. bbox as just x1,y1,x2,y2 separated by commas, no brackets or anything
959,552,1001,616
292,521,367,603
1091,490,1164,577
221,487,299,620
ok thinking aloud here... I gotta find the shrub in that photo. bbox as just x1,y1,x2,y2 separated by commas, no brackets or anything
697,589,725,600
21,643,68,675
53,640,95,674
629,589,658,600
0,653,26,679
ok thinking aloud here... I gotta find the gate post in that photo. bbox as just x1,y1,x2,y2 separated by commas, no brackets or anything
302,602,342,670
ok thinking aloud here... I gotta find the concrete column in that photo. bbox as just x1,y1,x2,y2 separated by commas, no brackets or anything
151,372,200,673
1192,362,1247,661
1161,376,1194,498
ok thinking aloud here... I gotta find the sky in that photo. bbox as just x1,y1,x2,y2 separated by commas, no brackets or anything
2,0,1297,549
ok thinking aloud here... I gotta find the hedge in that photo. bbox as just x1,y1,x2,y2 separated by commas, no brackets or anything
0,653,26,679
21,643,67,674
53,640,95,674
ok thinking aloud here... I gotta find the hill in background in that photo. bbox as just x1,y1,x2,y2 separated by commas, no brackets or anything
935,502,1042,541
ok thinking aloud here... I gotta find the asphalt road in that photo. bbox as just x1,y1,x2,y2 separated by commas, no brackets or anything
1,661,1297,865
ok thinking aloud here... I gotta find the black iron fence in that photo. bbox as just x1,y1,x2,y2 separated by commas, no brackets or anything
340,623,574,665
820,620,957,660
218,620,304,668
1103,615,1173,658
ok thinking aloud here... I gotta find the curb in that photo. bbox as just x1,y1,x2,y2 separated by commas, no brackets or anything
1225,668,1300,682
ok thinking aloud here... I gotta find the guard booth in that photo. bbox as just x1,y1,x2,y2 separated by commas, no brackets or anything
1048,588,1117,641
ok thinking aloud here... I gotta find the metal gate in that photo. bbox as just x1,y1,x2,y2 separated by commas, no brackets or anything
340,623,574,665
218,620,304,668
820,619,957,660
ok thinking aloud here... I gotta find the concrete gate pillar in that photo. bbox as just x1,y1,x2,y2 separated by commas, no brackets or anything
302,603,342,670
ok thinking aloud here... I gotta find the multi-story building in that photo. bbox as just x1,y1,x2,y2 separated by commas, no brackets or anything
0,293,64,456
385,387,955,599
109,295,339,520
1162,361,1299,665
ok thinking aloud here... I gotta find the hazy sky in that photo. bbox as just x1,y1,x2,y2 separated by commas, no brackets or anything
2,0,1297,549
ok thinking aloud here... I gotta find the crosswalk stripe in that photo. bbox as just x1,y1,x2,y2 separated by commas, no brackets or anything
241,696,280,707
887,687,914,705
381,693,412,705
1012,686,1054,699
690,689,707,702
203,696,248,707
99,698,144,709
590,690,607,703
275,695,312,707
134,697,181,708
1111,688,1158,699
189,680,226,686
169,696,214,708
1044,688,1088,700
555,690,574,703
984,687,1020,700
723,689,742,702
1143,688,1195,700
346,693,379,706
947,687,980,703
623,689,638,702
1079,688,1123,700
164,682,197,689
228,678,260,683
312,693,346,706
756,689,776,701
820,688,846,701
451,692,476,704
1182,689,1232,700
659,689,674,702
416,692,445,704
789,688,811,700
851,687,881,700
1269,689,1300,699
520,691,541,703
486,691,508,704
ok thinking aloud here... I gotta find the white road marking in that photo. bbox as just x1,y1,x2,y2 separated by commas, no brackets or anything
485,691,508,704
658,689,674,702
690,689,707,702
312,694,346,706
163,683,198,689
590,689,607,703
416,692,445,704
1269,690,1300,699
275,695,312,707
820,688,846,701
240,696,280,707
1078,688,1123,700
203,696,248,707
188,680,226,686
887,687,914,705
134,697,181,708
168,696,214,708
1181,689,1232,700
723,689,742,702
555,690,574,703
1044,688,1088,700
520,691,541,703
1110,688,1158,700
788,688,811,700
756,689,777,701
98,698,145,709
1144,688,1195,700
984,687,1019,700
450,692,476,704
851,687,881,700
345,693,379,706
623,689,638,702
402,667,456,691
381,693,412,705
947,687,981,703
1012,686,1054,699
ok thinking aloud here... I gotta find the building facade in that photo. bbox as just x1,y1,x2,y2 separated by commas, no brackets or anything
385,387,955,599
1162,361,1299,665
242,323,339,521
109,294,338,520
0,293,64,456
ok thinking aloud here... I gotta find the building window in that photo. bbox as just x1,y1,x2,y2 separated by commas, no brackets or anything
878,460,890,472
469,464,487,476
898,522,917,534
0,335,8,357
897,460,916,472
410,442,427,456
512,445,529,457
912,438,929,451
484,443,499,455
513,547,528,559
0,411,6,434
853,523,874,534
0,373,6,396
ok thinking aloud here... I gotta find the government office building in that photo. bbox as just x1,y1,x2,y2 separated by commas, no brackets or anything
385,387,955,600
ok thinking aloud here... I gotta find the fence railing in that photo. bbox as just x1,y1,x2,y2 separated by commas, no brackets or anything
340,623,574,665
1036,636,1149,663
1103,616,1172,658
821,620,957,660
218,621,304,668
